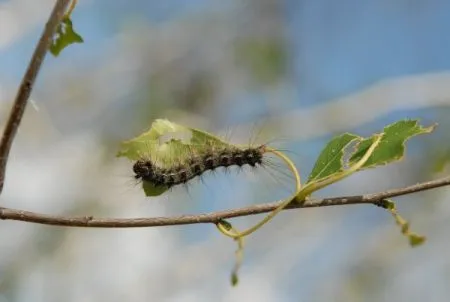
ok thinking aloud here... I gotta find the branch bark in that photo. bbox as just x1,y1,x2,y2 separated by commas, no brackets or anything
1,176,449,228
0,0,71,194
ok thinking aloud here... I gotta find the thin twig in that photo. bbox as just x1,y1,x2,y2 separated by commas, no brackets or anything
0,0,71,194
1,176,449,228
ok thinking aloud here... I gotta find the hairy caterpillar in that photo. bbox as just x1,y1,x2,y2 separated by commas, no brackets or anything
118,119,295,197
133,144,267,189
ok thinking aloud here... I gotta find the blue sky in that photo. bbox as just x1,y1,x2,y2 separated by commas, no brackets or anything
3,0,450,110
285,0,450,106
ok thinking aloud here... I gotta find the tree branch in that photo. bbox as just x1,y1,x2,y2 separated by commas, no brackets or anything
1,176,449,228
0,0,71,194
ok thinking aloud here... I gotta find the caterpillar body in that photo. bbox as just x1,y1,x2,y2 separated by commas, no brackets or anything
133,145,266,189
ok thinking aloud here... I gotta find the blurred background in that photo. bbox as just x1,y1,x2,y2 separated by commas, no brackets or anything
1,0,450,301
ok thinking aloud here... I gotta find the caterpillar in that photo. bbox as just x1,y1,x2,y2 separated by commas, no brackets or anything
133,145,267,189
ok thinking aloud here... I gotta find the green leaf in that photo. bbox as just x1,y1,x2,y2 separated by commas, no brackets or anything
349,120,435,169
409,234,426,247
117,119,240,196
307,133,360,183
117,119,230,162
117,119,192,161
50,17,83,56
231,272,239,286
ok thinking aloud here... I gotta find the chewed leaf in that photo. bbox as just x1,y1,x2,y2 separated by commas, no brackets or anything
307,133,360,183
190,128,230,147
140,119,191,141
349,120,435,169
117,119,233,161
117,119,192,160
117,119,240,196
50,17,83,56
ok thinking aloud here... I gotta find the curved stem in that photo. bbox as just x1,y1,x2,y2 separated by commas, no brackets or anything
270,148,302,192
218,134,382,239
218,147,302,239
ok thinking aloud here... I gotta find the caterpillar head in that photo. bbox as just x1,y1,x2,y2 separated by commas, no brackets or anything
243,147,264,167
133,160,155,180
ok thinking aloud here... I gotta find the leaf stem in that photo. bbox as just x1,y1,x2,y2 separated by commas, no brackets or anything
217,147,301,239
216,221,245,286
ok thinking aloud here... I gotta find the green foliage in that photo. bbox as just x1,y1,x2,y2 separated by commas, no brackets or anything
307,120,435,184
50,17,83,56
303,120,432,249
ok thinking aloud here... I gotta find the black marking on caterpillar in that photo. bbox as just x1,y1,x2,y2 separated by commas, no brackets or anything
133,145,267,189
